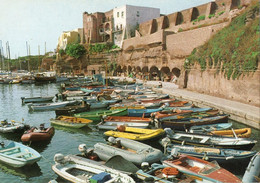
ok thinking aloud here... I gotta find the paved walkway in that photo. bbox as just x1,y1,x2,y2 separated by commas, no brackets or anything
114,77,260,129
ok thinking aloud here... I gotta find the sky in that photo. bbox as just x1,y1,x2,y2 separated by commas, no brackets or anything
0,0,212,59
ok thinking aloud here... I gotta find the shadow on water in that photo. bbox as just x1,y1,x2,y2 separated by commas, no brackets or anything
0,162,42,179
26,140,53,153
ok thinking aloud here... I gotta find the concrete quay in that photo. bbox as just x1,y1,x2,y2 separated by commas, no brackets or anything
115,77,260,129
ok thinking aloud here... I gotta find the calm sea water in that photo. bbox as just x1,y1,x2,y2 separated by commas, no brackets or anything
0,83,259,183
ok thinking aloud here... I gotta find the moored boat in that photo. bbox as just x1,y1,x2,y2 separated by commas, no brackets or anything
104,126,165,141
55,102,90,116
209,128,251,138
163,128,257,150
21,124,55,142
189,122,233,133
50,116,92,129
163,144,257,165
157,115,229,131
0,120,30,133
28,100,79,111
0,141,41,167
97,116,151,130
94,137,163,165
21,96,54,104
74,108,128,122
242,152,260,183
52,153,135,183
163,155,241,183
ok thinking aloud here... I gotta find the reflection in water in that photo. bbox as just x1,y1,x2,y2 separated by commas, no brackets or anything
0,162,42,179
26,140,52,153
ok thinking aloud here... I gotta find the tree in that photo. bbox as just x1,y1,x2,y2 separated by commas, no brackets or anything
65,44,86,59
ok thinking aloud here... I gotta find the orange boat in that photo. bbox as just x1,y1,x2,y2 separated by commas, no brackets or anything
168,101,189,107
21,124,55,142
209,128,251,138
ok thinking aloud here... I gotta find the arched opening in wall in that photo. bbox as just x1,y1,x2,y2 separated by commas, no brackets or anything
115,65,122,76
161,67,171,82
105,35,110,42
122,66,127,76
231,0,240,10
142,66,149,80
210,2,218,15
150,19,158,34
162,16,169,29
128,66,132,74
149,66,160,81
172,67,181,83
191,8,199,21
105,23,110,31
175,12,184,25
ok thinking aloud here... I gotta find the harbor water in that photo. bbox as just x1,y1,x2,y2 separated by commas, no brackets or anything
0,83,259,183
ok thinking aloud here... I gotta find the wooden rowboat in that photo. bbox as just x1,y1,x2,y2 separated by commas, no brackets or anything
189,122,233,133
163,155,241,183
74,109,128,122
0,141,41,167
104,127,165,142
97,116,151,130
209,128,251,138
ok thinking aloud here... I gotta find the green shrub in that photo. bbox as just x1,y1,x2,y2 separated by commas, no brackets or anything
65,43,86,59
208,14,215,19
218,11,225,16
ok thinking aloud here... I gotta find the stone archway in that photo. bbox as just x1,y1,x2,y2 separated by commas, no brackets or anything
161,66,171,82
172,67,181,83
142,66,149,80
150,66,160,81
115,65,122,76
191,8,199,21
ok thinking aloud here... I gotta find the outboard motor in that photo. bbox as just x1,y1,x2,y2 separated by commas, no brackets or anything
164,128,174,136
78,144,88,155
54,153,66,164
170,148,179,158
0,142,4,148
141,162,150,172
39,123,45,130
161,137,171,155
107,137,116,145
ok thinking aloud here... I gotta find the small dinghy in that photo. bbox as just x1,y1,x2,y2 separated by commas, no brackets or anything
28,100,79,111
0,120,30,133
21,96,54,104
21,124,55,142
94,137,163,166
242,152,260,183
189,122,233,133
164,128,257,150
0,141,41,167
209,128,251,138
163,155,241,183
163,143,257,165
104,126,165,141
97,116,151,130
52,153,135,183
50,116,92,129
74,109,128,122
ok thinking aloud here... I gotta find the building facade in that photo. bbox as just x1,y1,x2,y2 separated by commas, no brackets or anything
57,28,83,50
82,5,160,47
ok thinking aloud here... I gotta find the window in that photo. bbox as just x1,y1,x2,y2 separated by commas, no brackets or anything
120,24,122,30
116,25,119,30
117,12,119,17
136,11,140,17
121,11,124,18
88,17,91,22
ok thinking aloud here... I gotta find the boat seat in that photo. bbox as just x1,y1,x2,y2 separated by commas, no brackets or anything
14,152,30,158
0,146,20,153
200,137,210,143
189,166,200,173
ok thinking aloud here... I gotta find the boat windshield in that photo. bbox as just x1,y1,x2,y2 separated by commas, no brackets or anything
199,161,220,175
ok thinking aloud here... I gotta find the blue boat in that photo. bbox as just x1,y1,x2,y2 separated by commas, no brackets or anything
0,141,41,167
128,108,163,117
165,144,257,165
242,152,260,183
189,122,233,133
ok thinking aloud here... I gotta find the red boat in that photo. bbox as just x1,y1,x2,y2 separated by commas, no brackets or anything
21,124,55,142
163,155,241,183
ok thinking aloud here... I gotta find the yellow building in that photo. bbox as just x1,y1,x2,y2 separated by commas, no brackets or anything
57,28,84,50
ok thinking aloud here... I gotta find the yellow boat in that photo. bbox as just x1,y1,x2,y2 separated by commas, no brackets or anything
209,128,251,138
104,127,165,141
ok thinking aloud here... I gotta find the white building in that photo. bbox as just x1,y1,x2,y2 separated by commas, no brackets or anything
113,5,160,47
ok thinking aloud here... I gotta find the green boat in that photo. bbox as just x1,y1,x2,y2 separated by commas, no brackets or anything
74,108,128,122
50,120,88,129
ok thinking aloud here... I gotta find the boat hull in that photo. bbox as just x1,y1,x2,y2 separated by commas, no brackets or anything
21,127,55,142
